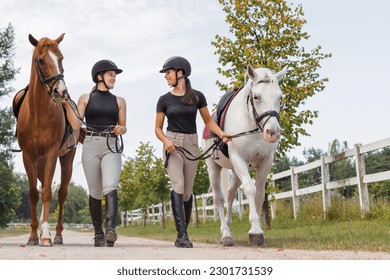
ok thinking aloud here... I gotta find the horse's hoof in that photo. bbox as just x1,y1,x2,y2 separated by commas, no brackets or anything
27,238,39,246
40,238,53,247
53,236,63,245
249,233,266,247
221,236,235,246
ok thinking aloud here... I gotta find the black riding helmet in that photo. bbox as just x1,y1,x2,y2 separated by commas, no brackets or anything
91,59,123,83
159,56,191,78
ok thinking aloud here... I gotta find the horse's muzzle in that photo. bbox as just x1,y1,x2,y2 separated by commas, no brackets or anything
51,88,69,103
264,128,282,143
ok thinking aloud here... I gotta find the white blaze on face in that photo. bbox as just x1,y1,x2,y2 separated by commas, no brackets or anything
48,50,66,92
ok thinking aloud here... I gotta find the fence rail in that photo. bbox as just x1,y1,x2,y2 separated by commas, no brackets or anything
122,137,390,225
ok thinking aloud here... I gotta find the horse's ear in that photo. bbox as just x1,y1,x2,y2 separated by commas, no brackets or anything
55,33,65,44
275,66,288,81
246,64,257,81
29,34,38,47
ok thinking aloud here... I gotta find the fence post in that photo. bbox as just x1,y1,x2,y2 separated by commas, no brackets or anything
321,155,331,219
291,166,299,219
270,179,276,219
354,144,370,215
202,193,206,223
238,187,243,220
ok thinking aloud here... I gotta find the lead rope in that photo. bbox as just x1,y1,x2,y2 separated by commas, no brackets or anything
66,99,124,154
164,127,261,168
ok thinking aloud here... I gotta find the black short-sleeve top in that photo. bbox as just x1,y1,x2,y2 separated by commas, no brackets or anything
156,90,207,134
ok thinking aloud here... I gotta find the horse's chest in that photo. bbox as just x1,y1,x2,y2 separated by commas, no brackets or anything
231,139,275,162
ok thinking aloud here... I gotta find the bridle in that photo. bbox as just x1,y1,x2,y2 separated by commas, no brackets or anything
34,57,65,99
246,78,280,132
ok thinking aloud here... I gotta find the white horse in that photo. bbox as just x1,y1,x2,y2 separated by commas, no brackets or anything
202,64,286,246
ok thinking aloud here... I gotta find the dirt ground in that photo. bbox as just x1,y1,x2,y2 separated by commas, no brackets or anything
0,229,389,260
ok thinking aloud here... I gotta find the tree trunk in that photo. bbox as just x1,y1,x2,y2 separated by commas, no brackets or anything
161,200,166,229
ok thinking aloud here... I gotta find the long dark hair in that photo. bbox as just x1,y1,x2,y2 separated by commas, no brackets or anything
180,78,199,106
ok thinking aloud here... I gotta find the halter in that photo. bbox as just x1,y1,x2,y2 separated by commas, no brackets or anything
34,57,65,99
246,79,280,132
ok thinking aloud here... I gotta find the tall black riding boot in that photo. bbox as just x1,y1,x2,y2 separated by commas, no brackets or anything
171,190,193,248
89,196,106,247
105,190,118,247
183,194,193,228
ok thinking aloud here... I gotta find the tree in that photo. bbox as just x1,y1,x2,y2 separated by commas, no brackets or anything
14,173,31,221
212,0,331,157
150,157,170,228
327,139,355,198
0,23,19,164
0,162,20,227
120,142,169,227
119,158,138,227
365,147,390,199
192,157,210,226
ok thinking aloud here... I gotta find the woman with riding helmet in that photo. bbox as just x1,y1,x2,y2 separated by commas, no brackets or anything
63,59,127,247
155,56,230,248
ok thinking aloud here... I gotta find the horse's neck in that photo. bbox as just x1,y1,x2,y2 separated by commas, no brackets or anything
234,85,252,114
27,75,50,108
225,85,255,130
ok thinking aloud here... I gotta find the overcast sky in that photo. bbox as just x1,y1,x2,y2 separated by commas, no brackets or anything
1,0,389,189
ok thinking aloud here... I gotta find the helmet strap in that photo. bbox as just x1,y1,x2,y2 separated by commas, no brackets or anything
97,72,112,90
172,70,184,88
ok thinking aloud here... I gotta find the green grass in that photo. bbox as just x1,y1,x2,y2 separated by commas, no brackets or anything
117,217,390,252
0,226,30,238
117,196,390,252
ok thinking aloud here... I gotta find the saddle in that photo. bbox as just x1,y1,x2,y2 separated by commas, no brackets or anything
202,87,242,158
12,85,75,150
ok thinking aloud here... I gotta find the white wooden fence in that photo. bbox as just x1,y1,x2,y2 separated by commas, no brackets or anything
122,137,390,225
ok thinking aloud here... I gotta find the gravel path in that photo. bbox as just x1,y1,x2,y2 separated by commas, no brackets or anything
0,229,389,260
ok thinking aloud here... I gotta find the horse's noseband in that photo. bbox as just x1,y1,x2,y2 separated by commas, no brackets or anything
247,79,280,131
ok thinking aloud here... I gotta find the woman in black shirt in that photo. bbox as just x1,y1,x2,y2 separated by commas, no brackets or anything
155,56,229,248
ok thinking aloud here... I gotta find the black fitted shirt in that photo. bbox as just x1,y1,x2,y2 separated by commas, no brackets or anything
156,90,207,134
85,89,119,132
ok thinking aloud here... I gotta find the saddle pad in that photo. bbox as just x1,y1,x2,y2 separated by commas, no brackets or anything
202,87,242,140
202,88,242,159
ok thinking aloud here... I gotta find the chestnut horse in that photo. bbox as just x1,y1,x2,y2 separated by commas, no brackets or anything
15,34,80,246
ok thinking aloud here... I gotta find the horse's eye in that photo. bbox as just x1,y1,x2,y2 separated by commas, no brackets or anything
254,96,260,101
38,58,44,65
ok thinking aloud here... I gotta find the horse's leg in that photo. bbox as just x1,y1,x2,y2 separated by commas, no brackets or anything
230,153,265,246
255,164,271,221
39,154,58,247
206,159,234,246
54,149,76,245
225,170,241,228
22,153,39,246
